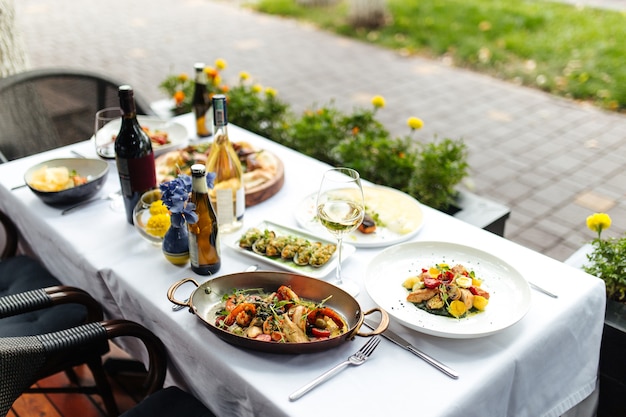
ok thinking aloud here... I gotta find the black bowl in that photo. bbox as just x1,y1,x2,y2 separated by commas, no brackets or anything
24,158,109,206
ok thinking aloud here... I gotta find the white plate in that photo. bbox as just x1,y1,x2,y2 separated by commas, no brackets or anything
365,241,531,338
295,185,424,248
95,116,188,156
228,220,356,280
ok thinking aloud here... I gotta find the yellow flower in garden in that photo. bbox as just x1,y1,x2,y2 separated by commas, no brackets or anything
265,87,277,97
371,95,385,108
212,75,222,86
586,212,611,236
145,213,170,238
252,84,263,93
177,73,189,82
215,58,227,70
407,116,424,130
239,71,250,81
149,200,169,215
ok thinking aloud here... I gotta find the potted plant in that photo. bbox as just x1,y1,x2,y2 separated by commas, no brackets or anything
580,213,626,417
159,64,510,235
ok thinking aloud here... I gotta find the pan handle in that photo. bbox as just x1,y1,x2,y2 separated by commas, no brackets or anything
167,277,199,308
356,307,389,337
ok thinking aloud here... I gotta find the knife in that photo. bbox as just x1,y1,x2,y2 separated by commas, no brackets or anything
363,319,460,379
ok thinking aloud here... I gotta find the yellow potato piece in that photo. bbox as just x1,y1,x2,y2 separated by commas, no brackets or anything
448,300,467,318
473,295,489,311
402,276,421,289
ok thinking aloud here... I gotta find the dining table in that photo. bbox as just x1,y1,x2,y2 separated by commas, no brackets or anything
0,112,605,417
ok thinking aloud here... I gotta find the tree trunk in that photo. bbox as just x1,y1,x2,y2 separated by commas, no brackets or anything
0,0,30,77
348,0,388,29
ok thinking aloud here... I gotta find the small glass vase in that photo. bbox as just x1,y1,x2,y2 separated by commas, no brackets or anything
162,223,190,266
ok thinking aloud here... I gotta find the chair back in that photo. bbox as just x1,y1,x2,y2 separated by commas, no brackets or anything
0,68,154,162
0,320,167,417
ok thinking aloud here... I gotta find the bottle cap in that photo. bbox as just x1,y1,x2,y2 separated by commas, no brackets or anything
191,164,206,176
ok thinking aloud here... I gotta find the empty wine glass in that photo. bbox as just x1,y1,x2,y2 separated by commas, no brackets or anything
316,167,365,296
94,107,120,159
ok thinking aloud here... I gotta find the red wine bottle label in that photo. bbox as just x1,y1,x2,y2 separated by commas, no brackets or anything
117,154,156,195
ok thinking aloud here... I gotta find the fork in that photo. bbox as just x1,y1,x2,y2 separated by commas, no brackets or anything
288,336,381,401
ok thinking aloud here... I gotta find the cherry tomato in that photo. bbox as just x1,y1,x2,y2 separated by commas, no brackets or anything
311,328,331,338
423,277,441,289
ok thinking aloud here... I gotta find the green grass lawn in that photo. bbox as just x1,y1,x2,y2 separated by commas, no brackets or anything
250,0,626,112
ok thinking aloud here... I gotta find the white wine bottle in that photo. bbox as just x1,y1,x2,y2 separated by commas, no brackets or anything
188,164,220,275
192,63,211,138
205,94,245,233
114,85,156,225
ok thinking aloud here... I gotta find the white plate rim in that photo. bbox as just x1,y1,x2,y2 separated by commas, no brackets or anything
294,184,424,248
228,220,356,279
95,116,188,156
365,241,532,338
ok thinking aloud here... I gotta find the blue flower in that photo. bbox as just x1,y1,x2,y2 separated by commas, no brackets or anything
159,173,215,226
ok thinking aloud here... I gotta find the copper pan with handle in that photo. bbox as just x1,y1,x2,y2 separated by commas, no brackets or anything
167,271,388,354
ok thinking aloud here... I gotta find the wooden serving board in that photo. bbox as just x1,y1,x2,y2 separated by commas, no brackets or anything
155,143,285,207
244,154,284,207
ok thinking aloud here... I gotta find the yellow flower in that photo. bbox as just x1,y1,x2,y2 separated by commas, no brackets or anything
586,213,611,235
252,84,263,93
177,73,189,82
265,87,277,97
145,213,171,238
239,71,250,81
407,117,424,130
149,200,169,215
215,58,227,70
371,95,385,108
212,75,222,86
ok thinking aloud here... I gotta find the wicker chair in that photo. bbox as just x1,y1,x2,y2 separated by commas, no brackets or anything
0,210,121,415
0,318,215,417
0,67,155,162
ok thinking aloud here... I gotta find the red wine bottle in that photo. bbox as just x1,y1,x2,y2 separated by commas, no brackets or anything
114,85,156,225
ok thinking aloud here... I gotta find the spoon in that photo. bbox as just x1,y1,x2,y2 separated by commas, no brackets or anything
172,264,259,311
61,190,122,215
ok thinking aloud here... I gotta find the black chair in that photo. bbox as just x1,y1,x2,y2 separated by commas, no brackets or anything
0,319,215,417
0,210,121,415
0,67,155,162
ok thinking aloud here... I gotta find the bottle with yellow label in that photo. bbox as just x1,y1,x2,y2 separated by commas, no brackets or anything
205,94,245,233
188,164,220,275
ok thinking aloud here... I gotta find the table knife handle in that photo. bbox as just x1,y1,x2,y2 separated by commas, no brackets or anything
406,345,460,379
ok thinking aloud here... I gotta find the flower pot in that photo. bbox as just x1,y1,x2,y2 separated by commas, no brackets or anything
162,224,190,266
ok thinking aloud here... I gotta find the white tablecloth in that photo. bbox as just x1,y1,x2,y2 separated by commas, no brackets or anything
0,114,605,417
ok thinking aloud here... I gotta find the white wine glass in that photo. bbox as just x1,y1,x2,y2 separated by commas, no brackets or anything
316,167,365,296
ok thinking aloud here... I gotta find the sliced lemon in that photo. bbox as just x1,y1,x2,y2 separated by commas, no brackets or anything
455,276,473,288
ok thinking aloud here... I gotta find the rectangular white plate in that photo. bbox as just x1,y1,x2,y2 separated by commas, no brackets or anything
228,220,355,279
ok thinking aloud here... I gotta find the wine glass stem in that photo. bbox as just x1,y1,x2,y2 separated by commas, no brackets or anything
335,236,343,284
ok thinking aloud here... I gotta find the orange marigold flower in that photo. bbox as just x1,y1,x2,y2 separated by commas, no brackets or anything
173,90,185,104
352,126,360,135
204,66,218,78
220,85,230,93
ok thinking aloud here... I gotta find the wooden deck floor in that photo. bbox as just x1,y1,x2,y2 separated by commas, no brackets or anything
8,344,145,417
